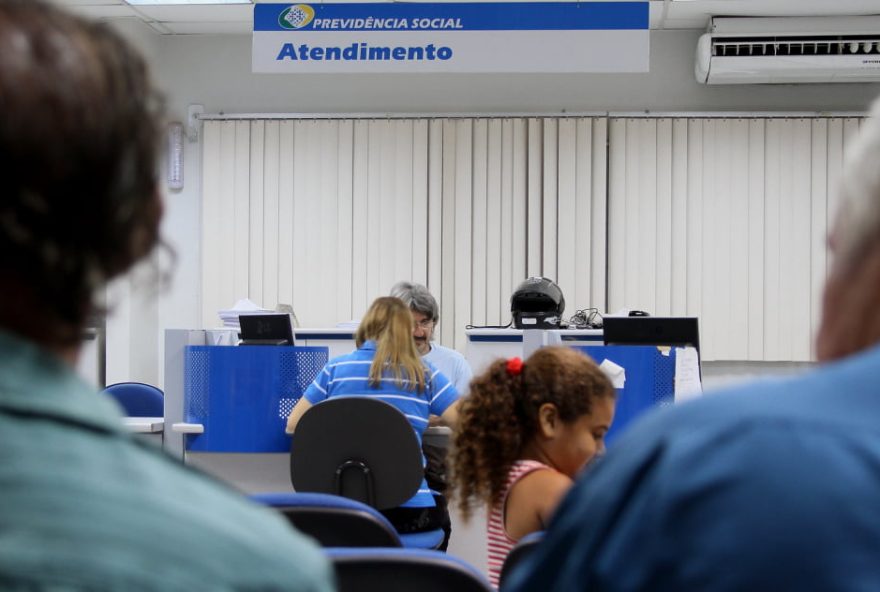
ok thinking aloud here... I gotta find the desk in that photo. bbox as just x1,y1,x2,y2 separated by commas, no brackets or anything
465,328,603,375
123,416,164,446
465,329,523,375
296,329,356,359
205,327,356,359
123,417,164,433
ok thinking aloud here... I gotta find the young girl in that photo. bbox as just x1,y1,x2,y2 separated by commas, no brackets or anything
448,346,615,587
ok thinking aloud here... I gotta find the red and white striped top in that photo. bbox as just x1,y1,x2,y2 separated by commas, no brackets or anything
486,460,553,588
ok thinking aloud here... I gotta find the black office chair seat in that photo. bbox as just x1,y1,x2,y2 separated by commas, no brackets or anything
328,547,493,592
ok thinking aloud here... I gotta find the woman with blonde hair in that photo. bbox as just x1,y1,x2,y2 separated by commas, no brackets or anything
286,296,461,534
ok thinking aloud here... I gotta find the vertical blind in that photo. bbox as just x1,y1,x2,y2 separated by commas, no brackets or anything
203,115,862,360
607,117,862,361
201,117,608,351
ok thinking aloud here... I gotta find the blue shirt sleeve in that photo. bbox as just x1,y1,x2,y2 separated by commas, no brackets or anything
451,354,473,395
425,362,459,416
303,362,332,405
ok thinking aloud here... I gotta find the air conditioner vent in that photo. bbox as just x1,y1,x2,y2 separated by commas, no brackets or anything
711,36,880,58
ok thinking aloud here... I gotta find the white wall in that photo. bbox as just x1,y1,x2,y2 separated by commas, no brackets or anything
102,19,163,387
702,360,815,391
108,26,880,387
154,30,880,114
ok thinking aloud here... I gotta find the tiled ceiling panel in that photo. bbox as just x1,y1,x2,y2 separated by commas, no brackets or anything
49,0,880,34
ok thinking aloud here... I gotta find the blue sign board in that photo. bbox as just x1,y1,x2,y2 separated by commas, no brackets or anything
253,2,650,73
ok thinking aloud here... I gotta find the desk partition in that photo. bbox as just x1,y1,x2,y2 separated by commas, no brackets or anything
464,329,693,444
577,345,676,444
183,345,327,453
163,330,328,494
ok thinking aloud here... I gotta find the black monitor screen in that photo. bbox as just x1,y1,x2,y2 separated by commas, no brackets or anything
238,314,295,346
602,316,699,354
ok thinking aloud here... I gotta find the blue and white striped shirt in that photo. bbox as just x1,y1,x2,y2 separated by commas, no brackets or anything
303,340,459,508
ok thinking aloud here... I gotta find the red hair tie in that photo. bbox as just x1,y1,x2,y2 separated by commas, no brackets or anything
506,357,524,376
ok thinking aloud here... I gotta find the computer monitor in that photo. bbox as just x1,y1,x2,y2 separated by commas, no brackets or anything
602,316,700,354
238,314,295,346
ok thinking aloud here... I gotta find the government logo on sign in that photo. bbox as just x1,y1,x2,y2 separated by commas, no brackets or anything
279,4,315,30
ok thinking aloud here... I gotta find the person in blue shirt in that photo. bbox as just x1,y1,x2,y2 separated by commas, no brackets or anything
390,280,473,549
287,295,461,534
390,281,473,395
507,96,880,592
0,2,334,589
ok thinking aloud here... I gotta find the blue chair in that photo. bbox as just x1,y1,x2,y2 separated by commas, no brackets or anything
103,382,164,417
289,397,445,549
498,530,545,591
251,492,402,547
327,547,493,592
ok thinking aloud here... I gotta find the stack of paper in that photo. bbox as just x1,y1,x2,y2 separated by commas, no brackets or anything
218,299,272,330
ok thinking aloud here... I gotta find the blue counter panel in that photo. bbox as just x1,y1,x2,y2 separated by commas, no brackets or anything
577,345,675,445
184,345,328,452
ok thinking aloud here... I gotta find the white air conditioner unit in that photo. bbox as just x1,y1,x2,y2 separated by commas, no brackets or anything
696,16,880,84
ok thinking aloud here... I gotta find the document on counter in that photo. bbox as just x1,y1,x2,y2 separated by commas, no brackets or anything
674,346,702,402
599,359,626,389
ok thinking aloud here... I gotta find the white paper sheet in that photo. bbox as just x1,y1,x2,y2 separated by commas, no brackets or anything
674,346,703,402
599,359,626,389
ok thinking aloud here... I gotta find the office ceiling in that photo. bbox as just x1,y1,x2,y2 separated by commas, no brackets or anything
53,0,880,35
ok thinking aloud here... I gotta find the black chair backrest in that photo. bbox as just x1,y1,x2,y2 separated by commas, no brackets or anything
281,506,401,547
251,492,403,548
328,548,494,592
498,531,545,590
290,397,424,510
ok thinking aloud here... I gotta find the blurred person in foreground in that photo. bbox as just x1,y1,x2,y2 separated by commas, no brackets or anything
0,2,333,589
508,96,880,592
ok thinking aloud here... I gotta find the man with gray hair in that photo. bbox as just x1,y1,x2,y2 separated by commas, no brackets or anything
390,281,473,394
391,281,472,551
508,98,880,591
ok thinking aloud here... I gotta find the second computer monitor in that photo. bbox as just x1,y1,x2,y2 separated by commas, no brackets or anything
602,316,699,354
239,313,295,346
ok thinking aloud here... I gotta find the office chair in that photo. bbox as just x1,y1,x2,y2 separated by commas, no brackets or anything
327,547,493,592
103,382,164,417
498,530,545,591
250,492,402,547
289,396,444,549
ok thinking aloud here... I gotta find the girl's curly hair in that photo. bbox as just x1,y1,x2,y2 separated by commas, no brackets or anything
448,346,614,520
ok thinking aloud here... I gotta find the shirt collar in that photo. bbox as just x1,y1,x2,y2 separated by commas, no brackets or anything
0,329,128,434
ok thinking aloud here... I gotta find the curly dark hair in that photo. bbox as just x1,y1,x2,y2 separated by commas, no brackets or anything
448,346,615,520
0,0,165,347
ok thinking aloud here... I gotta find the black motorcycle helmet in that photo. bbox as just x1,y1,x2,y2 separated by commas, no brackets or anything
510,277,565,329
